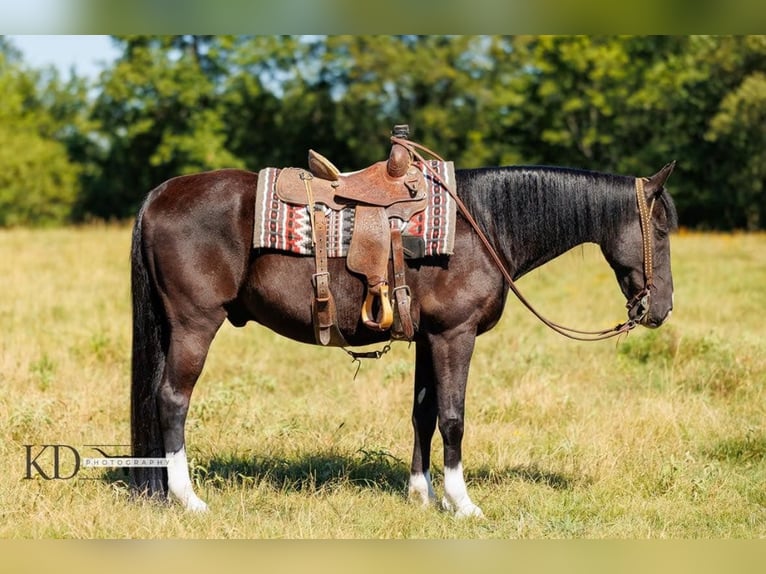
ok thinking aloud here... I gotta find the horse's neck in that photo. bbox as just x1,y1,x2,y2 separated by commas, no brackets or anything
511,219,596,279
457,167,630,280
503,171,624,279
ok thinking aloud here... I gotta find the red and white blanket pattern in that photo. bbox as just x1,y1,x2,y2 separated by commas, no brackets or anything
253,160,456,258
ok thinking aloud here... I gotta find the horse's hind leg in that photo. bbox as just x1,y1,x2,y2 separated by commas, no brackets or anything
159,312,225,512
408,341,438,506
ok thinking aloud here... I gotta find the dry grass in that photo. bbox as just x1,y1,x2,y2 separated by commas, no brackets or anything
1,226,764,538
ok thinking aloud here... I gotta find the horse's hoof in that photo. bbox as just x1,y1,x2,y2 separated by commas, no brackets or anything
177,494,208,513
455,504,484,519
408,473,437,508
182,496,209,513
441,496,485,519
408,491,437,509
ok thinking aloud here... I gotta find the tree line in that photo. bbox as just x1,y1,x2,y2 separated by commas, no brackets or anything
1,35,764,229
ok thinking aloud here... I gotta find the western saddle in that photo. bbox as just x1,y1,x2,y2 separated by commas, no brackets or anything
275,125,427,345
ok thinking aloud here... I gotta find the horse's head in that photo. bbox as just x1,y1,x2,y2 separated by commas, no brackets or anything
602,162,678,329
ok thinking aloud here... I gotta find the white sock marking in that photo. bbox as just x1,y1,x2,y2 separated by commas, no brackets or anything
408,471,436,506
442,463,484,518
167,446,208,512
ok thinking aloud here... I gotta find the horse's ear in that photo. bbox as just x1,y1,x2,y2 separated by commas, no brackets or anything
644,161,676,195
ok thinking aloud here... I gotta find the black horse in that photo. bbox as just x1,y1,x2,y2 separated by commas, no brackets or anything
130,159,677,516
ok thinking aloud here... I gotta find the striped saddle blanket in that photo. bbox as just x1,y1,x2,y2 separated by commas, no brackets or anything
253,160,457,259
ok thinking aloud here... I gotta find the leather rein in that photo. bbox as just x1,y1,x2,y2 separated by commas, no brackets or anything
391,136,656,342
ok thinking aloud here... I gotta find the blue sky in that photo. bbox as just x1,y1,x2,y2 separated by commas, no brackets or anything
9,35,121,79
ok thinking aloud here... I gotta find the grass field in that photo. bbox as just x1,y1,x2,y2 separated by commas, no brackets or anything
1,225,764,538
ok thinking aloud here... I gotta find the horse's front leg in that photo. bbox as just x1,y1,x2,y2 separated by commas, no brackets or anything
411,328,484,518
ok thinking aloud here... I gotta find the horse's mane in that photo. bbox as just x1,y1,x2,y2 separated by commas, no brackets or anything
455,165,677,265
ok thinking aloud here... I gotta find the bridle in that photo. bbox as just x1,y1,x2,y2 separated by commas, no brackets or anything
625,176,656,328
391,136,657,342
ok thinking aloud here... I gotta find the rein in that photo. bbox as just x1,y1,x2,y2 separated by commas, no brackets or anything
391,136,655,342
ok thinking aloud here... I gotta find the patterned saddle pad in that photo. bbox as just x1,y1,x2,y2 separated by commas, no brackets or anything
253,160,456,259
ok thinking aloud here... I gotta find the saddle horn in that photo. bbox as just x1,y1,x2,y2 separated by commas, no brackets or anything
387,124,412,178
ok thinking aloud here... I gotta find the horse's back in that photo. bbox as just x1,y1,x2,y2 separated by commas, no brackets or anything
143,168,257,224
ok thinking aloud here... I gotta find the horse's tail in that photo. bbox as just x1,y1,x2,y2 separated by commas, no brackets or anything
130,202,167,497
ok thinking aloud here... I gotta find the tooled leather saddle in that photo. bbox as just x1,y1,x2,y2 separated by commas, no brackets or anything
274,125,427,345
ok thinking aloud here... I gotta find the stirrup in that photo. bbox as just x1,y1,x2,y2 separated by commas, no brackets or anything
361,283,394,331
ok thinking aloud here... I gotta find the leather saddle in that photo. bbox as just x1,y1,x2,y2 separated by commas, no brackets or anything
275,126,427,345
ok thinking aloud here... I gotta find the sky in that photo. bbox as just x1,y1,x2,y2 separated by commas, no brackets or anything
8,35,121,79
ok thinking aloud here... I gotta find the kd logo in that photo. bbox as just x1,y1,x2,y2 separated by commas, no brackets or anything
24,445,81,480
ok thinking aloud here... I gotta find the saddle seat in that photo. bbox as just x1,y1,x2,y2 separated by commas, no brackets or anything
277,147,427,221
274,129,426,345
309,146,426,205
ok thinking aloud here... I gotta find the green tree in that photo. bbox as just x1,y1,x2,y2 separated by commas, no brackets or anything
630,35,766,229
703,38,766,230
85,35,243,219
221,36,508,171
321,35,503,168
71,35,766,229
481,35,766,230
0,40,83,226
487,36,680,170
706,72,766,229
218,35,327,169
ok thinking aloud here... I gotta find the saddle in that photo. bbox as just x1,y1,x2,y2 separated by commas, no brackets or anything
275,125,427,345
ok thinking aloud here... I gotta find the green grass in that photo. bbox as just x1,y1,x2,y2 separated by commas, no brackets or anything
1,227,764,538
